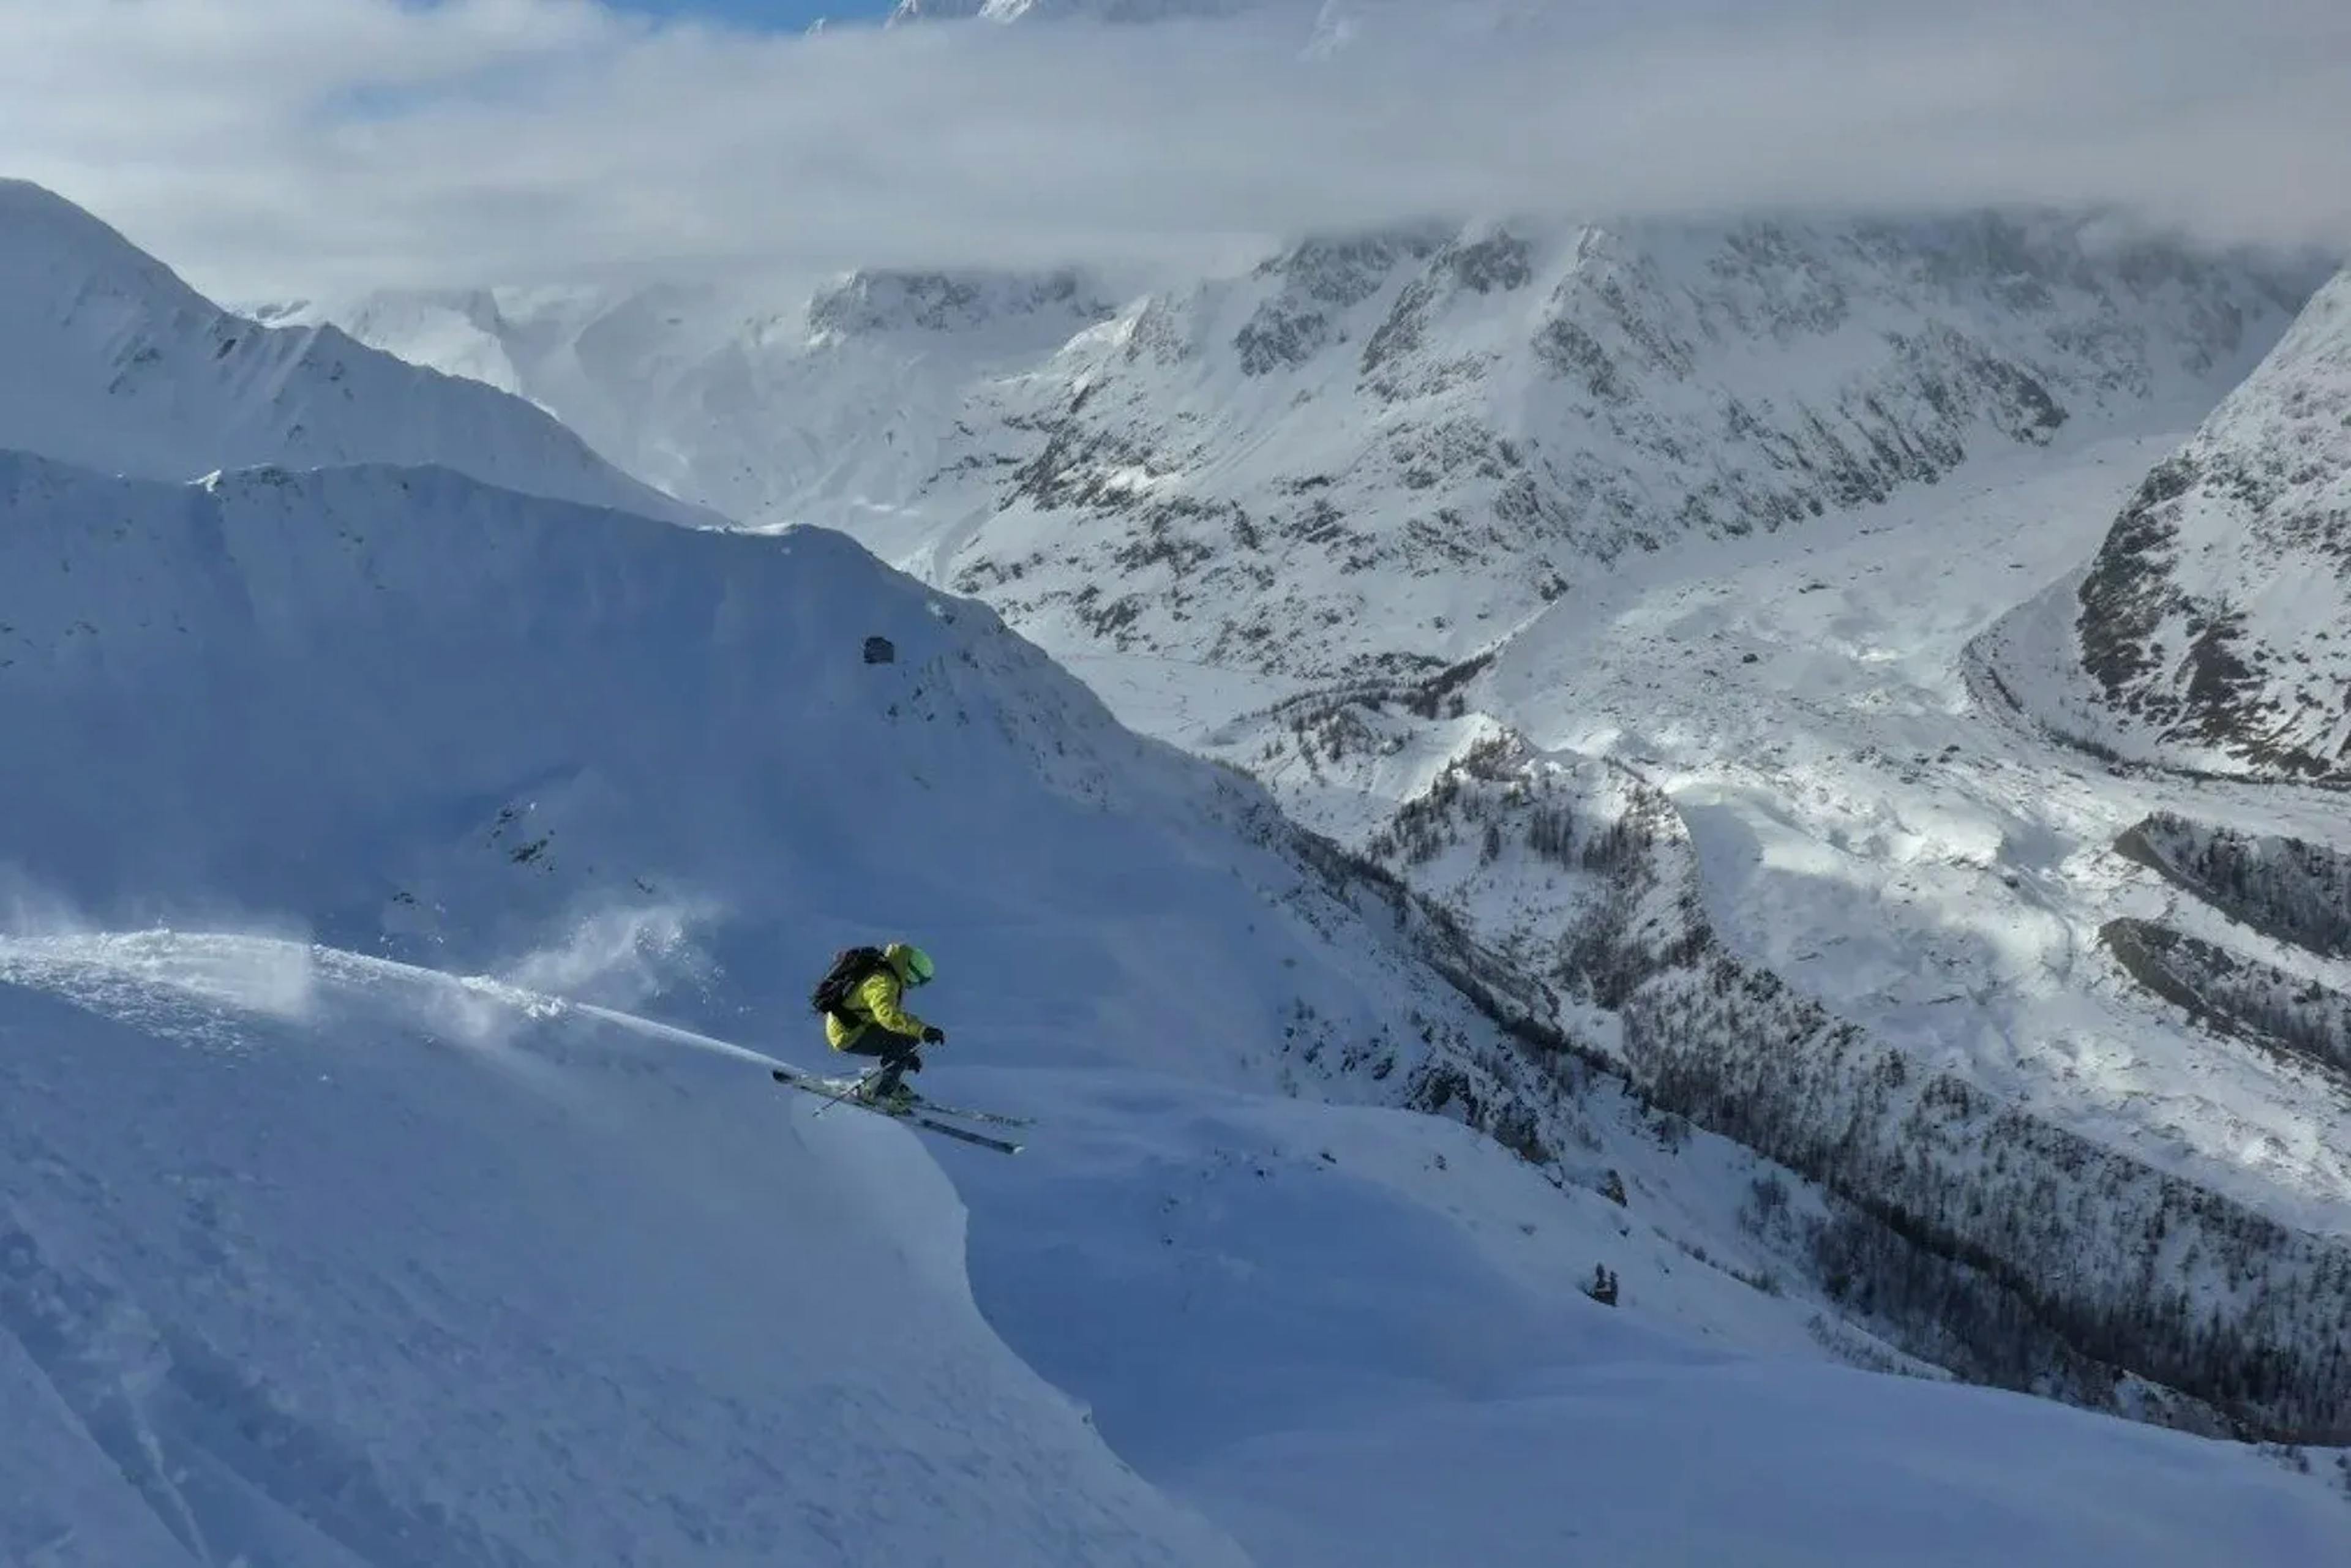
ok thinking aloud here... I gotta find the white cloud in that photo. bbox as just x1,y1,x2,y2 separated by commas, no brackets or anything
1,0,2344,301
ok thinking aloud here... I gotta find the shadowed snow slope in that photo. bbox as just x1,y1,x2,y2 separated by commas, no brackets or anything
0,446,1512,1092
0,181,706,525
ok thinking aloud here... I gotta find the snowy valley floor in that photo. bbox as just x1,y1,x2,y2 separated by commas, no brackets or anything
4,930,2345,1566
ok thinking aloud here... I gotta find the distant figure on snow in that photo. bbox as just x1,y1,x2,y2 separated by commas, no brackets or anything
811,942,945,1106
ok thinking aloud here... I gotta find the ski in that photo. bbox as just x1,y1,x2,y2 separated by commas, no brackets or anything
790,1070,1034,1128
901,1116,1024,1155
896,1099,1032,1130
811,1080,1032,1130
770,1068,1023,1155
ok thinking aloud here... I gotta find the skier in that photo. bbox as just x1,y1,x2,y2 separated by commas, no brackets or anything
816,941,946,1106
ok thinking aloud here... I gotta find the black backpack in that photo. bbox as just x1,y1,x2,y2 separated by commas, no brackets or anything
811,945,894,1027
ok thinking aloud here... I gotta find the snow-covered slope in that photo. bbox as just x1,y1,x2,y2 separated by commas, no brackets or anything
14,445,2347,1557
0,181,705,523
13,934,2347,1566
1984,268,2351,781
0,448,1752,1556
0,442,1776,1273
0,445,1458,1086
0,933,1248,1568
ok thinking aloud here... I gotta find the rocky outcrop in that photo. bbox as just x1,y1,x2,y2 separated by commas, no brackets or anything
2070,271,2351,781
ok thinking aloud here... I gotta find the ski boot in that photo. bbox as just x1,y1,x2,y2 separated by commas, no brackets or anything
857,1052,922,1109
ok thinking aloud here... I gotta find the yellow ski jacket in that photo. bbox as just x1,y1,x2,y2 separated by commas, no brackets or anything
825,967,931,1051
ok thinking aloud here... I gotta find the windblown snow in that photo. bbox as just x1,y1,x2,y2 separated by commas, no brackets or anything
7,177,2351,1565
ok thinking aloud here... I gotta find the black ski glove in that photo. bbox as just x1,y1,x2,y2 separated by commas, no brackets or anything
920,1026,947,1045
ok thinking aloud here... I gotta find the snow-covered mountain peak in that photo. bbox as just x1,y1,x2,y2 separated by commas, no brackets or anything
293,208,2311,681
0,175,206,314
0,443,1516,1094
0,182,707,522
252,286,530,395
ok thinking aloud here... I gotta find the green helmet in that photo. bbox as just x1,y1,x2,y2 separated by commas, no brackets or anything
888,942,936,986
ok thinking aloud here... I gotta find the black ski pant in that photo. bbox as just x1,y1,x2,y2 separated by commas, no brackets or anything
835,1027,923,1090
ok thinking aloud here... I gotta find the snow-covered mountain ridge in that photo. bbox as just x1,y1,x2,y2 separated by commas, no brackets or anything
1981,268,2351,782
297,211,2312,685
0,179,703,523
929,212,2308,680
1286,718,2351,1440
258,267,1116,538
